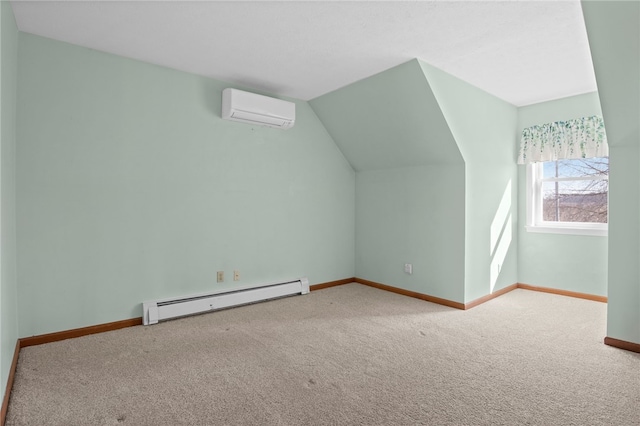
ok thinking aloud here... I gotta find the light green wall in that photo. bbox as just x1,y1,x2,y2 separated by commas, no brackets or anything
420,61,519,303
7,6,624,348
16,33,355,337
1,0,18,401
582,1,640,344
356,166,465,302
517,92,607,296
310,59,463,171
311,60,466,302
311,59,519,304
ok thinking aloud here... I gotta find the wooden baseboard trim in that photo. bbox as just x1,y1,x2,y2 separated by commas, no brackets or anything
1,341,20,426
20,317,142,348
315,278,607,310
310,278,355,291
354,278,466,310
464,284,519,310
517,283,607,303
604,337,640,353
2,317,142,425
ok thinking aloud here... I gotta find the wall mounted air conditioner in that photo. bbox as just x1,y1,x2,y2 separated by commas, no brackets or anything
221,88,295,130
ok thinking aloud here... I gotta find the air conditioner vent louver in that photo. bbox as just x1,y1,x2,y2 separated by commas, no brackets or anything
222,88,295,129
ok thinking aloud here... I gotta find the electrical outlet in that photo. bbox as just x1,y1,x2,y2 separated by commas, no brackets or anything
217,271,224,283
404,263,413,275
233,270,240,281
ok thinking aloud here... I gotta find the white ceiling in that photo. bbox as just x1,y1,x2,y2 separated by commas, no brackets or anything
10,0,597,106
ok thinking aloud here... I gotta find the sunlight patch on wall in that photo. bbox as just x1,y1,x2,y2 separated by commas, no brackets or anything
490,180,512,292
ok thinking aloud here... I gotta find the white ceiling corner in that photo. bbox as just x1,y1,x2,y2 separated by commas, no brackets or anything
9,0,597,106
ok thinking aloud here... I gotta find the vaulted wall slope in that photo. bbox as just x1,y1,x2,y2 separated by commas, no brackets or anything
582,1,640,345
310,59,463,171
311,59,466,303
419,61,519,303
310,59,518,305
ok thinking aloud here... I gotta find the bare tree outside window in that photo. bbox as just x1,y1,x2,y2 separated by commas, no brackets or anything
541,157,608,223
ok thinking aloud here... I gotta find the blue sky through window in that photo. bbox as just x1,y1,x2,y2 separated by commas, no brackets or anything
543,157,609,179
540,157,608,223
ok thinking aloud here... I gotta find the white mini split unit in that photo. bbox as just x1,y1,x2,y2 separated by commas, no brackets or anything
221,88,295,130
142,278,309,325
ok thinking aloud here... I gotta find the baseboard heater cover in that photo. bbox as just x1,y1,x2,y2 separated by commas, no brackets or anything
142,277,309,325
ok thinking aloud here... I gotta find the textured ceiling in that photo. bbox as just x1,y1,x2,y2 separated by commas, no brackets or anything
10,1,597,106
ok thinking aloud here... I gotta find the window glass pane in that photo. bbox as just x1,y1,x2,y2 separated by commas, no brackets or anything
542,157,609,179
542,179,608,223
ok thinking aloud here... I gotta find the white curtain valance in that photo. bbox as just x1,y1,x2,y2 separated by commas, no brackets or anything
517,115,608,164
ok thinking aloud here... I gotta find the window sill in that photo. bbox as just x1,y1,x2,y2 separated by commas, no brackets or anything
525,225,607,237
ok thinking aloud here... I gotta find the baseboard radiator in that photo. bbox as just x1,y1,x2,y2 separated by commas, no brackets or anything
142,277,309,325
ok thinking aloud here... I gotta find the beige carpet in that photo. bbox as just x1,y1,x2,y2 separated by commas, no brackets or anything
6,284,640,425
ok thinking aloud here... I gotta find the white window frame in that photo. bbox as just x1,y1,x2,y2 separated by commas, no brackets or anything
525,160,608,237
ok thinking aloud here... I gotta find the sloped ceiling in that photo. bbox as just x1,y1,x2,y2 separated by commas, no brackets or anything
309,60,462,171
419,60,518,164
10,0,595,106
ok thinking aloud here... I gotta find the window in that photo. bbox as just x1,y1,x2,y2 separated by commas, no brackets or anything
526,157,608,236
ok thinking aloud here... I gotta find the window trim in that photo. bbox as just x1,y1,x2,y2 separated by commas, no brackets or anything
525,161,608,237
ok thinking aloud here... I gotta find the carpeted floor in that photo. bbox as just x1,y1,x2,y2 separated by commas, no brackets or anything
6,284,640,425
